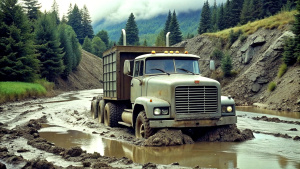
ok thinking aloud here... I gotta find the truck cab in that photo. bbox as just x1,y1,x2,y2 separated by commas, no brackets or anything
91,46,237,139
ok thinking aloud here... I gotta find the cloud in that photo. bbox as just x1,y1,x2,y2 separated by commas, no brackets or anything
38,0,226,25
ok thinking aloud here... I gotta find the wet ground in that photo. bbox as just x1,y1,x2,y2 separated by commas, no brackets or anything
1,89,300,169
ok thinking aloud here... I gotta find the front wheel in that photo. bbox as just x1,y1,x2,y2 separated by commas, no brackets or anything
135,111,154,139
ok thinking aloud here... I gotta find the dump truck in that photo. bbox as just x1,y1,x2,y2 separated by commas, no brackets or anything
91,45,237,138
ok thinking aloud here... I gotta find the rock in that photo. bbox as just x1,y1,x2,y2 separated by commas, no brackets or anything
272,31,295,50
244,46,255,64
297,99,300,105
0,162,6,169
294,136,300,141
251,36,266,47
241,42,251,53
257,77,269,84
252,83,262,93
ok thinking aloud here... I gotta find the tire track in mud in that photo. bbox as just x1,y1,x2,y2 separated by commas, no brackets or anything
252,116,300,125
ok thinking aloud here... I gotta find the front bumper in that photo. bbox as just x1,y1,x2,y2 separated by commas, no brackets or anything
149,116,237,128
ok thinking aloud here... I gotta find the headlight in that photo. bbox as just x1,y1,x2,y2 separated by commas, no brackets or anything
153,108,169,115
222,105,233,113
227,106,233,113
154,108,161,115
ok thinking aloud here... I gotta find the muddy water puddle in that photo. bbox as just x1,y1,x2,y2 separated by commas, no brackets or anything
39,124,300,169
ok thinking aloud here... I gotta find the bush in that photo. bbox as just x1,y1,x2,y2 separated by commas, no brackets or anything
268,82,276,92
228,29,243,47
277,63,288,78
221,53,233,77
211,48,224,60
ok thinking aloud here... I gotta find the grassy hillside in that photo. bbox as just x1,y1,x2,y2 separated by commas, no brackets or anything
205,11,296,39
93,9,201,46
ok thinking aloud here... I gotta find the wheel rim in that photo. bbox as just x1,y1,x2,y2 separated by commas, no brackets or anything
139,123,145,138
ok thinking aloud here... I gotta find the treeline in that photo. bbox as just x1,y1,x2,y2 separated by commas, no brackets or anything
0,0,99,82
198,0,297,34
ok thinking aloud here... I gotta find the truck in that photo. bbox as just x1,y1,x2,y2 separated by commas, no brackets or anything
91,37,237,139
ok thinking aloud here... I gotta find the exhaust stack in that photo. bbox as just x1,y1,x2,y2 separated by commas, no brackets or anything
166,32,170,47
122,29,126,46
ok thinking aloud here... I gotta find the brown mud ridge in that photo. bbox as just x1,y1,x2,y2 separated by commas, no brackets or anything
252,116,300,125
253,130,300,141
143,125,254,146
0,117,254,168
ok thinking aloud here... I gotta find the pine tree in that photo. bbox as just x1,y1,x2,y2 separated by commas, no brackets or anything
263,0,282,16
96,30,109,49
81,5,94,40
51,0,60,25
82,37,93,53
163,10,172,42
68,4,84,44
211,0,218,32
22,0,41,21
198,1,211,34
240,0,252,24
169,10,182,45
293,0,300,62
143,39,148,46
35,13,64,81
92,36,106,58
223,0,231,29
252,0,263,19
217,3,225,30
0,0,39,82
65,25,81,69
230,0,243,27
155,30,165,46
125,13,139,45
58,23,73,78
282,37,296,65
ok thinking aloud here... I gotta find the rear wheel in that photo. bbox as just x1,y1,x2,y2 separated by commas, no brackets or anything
98,100,104,123
135,111,154,139
91,100,98,119
104,102,119,127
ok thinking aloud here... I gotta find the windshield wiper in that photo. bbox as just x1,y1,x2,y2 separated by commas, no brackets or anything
151,68,170,75
177,68,195,75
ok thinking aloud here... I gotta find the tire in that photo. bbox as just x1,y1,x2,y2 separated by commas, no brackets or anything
98,100,104,123
91,100,98,119
135,111,154,139
104,102,119,127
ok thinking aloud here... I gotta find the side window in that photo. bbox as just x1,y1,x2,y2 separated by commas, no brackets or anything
134,61,140,77
139,61,144,76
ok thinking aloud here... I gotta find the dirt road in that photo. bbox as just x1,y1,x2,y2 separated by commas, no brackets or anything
1,89,300,169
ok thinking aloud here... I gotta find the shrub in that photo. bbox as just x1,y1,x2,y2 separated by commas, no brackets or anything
277,63,288,78
211,48,224,60
221,53,233,77
268,82,276,92
282,37,297,65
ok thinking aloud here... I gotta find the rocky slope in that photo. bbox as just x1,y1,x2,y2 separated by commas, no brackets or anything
175,26,300,112
55,50,103,91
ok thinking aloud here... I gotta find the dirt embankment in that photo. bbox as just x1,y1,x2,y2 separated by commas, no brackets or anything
175,26,300,112
55,50,103,91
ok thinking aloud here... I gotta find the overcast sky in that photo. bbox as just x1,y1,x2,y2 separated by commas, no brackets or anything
37,0,226,25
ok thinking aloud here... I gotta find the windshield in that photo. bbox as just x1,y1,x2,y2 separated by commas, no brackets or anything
145,58,200,75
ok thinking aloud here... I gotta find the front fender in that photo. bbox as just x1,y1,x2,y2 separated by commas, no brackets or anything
221,96,236,116
134,97,170,119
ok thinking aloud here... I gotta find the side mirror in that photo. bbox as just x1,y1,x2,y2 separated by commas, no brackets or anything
210,60,215,71
123,60,131,75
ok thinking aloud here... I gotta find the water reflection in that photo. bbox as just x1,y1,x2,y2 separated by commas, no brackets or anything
236,106,300,119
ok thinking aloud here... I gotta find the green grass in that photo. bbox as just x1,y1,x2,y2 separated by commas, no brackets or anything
277,63,288,78
268,82,277,92
205,11,296,40
0,81,49,103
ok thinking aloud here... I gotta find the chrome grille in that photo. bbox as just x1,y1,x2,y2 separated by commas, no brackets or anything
175,86,218,114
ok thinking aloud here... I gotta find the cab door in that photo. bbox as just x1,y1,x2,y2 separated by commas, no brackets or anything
130,60,144,103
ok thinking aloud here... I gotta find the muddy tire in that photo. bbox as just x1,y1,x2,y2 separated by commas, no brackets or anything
91,100,98,119
104,102,119,127
98,100,104,123
135,111,154,139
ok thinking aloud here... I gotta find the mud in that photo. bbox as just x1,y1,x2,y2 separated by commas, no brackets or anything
142,129,194,146
252,116,300,125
